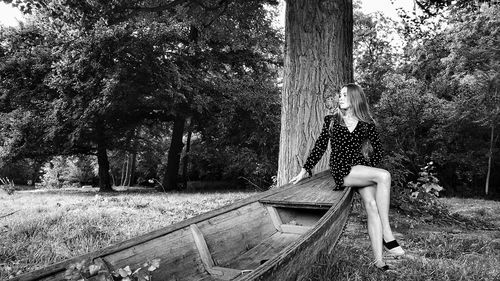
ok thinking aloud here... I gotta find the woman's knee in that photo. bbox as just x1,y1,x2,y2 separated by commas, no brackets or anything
376,169,391,184
363,199,379,214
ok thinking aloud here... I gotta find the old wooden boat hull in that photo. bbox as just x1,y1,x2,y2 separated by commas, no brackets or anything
10,170,353,281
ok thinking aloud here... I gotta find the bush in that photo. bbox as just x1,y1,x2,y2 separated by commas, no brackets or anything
40,156,97,188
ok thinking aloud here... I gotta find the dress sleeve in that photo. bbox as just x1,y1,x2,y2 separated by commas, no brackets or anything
367,123,383,167
303,115,332,176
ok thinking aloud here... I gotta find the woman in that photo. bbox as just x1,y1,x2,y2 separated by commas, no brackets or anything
290,83,404,271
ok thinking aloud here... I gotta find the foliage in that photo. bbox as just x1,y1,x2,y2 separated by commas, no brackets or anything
191,79,280,189
353,6,402,103
0,0,282,190
375,74,453,182
0,176,15,194
0,158,41,185
64,258,160,281
391,162,496,230
40,156,97,188
408,161,444,198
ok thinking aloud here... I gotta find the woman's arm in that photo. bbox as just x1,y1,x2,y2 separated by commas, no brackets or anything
302,115,332,176
367,123,383,167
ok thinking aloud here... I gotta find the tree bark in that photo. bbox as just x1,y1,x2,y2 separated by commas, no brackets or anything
277,0,353,186
126,152,136,186
163,115,186,190
181,117,193,190
485,123,494,195
120,157,127,186
96,126,113,192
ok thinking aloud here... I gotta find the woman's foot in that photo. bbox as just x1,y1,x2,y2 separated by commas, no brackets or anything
373,260,391,272
383,239,405,256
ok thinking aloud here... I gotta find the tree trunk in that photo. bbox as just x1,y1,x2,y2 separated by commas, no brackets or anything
181,117,193,190
120,157,127,186
485,123,494,195
125,152,136,186
96,127,113,192
163,115,186,190
277,0,353,186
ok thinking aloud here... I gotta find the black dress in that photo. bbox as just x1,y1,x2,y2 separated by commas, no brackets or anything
303,114,383,189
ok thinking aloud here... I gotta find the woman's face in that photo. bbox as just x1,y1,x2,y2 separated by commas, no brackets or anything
325,94,338,112
338,87,351,110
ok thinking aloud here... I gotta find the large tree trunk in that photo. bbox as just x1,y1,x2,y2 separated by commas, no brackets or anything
277,0,353,186
485,123,494,195
181,117,193,190
163,115,186,191
125,152,136,186
96,126,113,192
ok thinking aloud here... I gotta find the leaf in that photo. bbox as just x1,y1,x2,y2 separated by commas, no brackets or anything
88,264,101,275
411,191,419,199
132,267,142,275
147,259,160,271
118,266,132,277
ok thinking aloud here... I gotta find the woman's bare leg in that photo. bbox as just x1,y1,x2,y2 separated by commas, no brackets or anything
344,165,396,241
357,184,384,265
344,165,401,258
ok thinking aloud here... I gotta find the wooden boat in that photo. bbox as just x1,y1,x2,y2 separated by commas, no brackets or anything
11,170,353,281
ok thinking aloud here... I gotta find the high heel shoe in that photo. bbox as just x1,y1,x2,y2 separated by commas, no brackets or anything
383,239,405,256
372,260,391,272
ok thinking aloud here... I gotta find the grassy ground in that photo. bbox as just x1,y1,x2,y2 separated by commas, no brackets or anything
1,188,499,280
308,196,500,281
0,187,257,280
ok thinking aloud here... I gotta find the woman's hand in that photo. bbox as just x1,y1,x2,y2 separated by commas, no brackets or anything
289,168,308,184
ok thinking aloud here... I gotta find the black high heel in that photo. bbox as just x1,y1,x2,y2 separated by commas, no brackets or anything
373,260,391,272
383,239,405,256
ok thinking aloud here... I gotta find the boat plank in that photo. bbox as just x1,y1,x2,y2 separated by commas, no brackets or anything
224,232,300,270
197,202,276,268
104,227,208,281
260,171,338,208
280,224,311,234
190,224,215,268
265,206,283,232
236,187,354,281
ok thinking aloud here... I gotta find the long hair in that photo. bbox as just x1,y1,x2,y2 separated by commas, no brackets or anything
332,83,376,159
335,83,375,125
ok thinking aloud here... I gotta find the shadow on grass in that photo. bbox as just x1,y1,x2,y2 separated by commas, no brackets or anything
14,183,259,197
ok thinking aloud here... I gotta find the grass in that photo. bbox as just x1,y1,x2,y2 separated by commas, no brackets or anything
1,188,499,281
307,196,500,281
0,187,257,280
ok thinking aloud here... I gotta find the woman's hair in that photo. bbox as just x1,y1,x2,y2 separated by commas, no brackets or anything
331,83,376,159
334,83,375,126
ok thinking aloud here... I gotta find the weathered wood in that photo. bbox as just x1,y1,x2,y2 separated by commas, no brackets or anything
261,171,339,208
104,227,206,281
189,224,244,280
198,202,276,267
275,207,326,226
280,224,311,235
265,206,283,232
224,232,300,270
206,267,244,281
190,224,215,268
235,187,353,281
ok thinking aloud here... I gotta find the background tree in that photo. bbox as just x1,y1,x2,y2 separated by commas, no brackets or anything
1,0,282,191
277,0,353,186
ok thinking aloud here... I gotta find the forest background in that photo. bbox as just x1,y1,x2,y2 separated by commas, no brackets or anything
0,0,499,198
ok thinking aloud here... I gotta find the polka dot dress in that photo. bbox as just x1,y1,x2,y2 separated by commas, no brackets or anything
303,114,383,189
